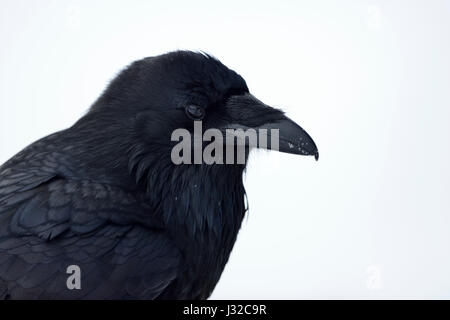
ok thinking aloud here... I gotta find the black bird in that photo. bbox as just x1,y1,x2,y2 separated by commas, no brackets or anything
0,51,318,299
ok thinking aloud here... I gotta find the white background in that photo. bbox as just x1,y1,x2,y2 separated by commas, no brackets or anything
1,0,449,299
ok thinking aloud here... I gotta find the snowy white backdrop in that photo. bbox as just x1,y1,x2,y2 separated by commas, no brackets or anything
1,0,449,299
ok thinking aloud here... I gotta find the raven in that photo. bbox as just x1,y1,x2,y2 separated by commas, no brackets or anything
0,51,318,299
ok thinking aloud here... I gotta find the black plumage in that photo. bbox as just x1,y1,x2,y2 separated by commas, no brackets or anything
0,51,318,299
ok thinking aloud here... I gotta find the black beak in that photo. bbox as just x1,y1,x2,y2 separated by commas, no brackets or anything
225,94,319,161
260,116,319,161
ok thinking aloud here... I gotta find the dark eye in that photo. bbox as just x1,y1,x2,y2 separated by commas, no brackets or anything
185,105,205,120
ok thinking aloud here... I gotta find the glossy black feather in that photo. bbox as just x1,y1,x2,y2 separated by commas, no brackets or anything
0,51,251,299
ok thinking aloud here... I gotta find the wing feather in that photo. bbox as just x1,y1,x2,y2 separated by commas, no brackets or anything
0,138,180,299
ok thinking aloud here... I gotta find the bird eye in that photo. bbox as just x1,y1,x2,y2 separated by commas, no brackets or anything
185,105,205,120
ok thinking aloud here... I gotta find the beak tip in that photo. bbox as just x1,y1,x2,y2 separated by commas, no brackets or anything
314,151,319,161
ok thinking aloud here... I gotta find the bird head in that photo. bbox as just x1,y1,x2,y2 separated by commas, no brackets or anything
87,51,318,180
